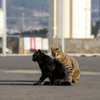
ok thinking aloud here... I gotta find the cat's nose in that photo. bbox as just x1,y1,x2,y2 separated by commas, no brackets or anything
55,53,58,56
53,54,55,56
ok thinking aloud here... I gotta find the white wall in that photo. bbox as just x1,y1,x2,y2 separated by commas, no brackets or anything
72,0,91,38
63,0,71,38
49,0,71,38
49,0,91,38
56,0,71,38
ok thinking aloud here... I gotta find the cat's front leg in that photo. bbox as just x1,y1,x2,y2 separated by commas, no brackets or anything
34,80,41,85
34,73,47,85
68,74,72,83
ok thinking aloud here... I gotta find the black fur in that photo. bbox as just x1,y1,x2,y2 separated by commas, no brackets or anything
32,49,71,86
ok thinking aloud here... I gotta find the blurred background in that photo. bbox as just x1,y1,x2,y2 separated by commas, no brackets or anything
0,0,100,55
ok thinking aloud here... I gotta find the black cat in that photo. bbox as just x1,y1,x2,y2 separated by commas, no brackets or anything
32,49,71,86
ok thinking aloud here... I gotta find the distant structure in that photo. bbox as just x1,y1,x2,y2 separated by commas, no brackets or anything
8,28,48,38
19,28,48,37
49,0,91,38
0,9,3,37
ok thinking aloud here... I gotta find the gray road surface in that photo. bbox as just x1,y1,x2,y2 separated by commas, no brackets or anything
0,56,100,100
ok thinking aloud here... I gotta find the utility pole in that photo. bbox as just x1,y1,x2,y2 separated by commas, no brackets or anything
99,0,100,32
53,0,57,38
2,0,6,57
61,0,65,52
97,0,100,37
22,13,25,32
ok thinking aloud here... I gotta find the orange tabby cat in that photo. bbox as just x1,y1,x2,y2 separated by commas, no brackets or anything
51,46,80,83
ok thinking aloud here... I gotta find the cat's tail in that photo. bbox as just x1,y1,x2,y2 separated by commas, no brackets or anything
44,81,71,86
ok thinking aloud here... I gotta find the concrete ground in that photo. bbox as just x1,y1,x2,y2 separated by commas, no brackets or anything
0,56,100,100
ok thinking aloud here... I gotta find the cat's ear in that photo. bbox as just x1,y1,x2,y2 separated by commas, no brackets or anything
51,47,54,50
38,49,41,54
58,46,62,51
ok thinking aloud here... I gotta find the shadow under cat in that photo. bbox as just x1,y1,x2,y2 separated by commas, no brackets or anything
0,80,51,86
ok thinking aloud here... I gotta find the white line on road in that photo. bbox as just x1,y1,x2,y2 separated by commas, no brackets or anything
81,71,100,76
0,70,100,76
0,70,41,74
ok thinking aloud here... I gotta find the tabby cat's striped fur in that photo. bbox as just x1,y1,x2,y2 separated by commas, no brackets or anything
51,46,80,83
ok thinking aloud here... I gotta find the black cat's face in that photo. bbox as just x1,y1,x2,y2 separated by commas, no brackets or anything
32,50,41,62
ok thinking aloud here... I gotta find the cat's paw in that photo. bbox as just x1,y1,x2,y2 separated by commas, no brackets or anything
72,80,78,83
34,82,39,85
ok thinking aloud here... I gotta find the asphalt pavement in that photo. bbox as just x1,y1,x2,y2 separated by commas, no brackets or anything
0,56,100,100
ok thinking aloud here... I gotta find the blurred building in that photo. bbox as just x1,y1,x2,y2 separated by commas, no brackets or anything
0,9,3,37
8,28,48,37
91,0,100,37
49,0,91,38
